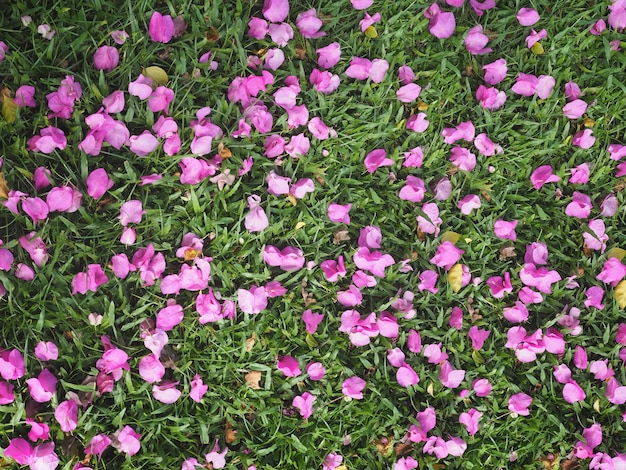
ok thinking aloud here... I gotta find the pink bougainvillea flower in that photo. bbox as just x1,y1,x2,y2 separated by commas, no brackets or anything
292,392,315,419
424,3,455,39
306,362,326,381
526,28,547,48
0,41,6,64
37,24,55,40
119,200,144,227
364,148,393,173
153,381,181,404
129,130,159,156
562,380,586,404
482,58,507,84
597,258,626,286
342,376,366,399
86,168,114,199
267,22,294,46
565,191,592,218
93,45,119,71
277,355,301,377
138,354,165,383
128,74,153,99
237,286,267,314
396,364,419,388
403,146,424,168
503,301,529,323
351,0,373,9
406,112,430,132
316,42,341,69
468,326,490,350
248,17,268,40
34,341,58,361
394,457,418,470
4,439,59,469
244,195,268,232
149,12,175,43
449,147,476,172
524,242,548,265
464,25,491,54
263,245,305,271
599,193,618,216
33,166,52,191
309,69,340,94
345,57,388,83
430,242,464,270
585,286,605,309
25,418,49,441
569,162,590,184
115,425,141,456
418,270,438,294
28,126,67,154
417,202,442,235
512,73,555,99
583,219,608,252
564,81,582,101
472,378,492,397
572,129,595,149
55,399,78,432
336,285,363,307
15,263,34,281
459,408,481,435
439,360,465,388
442,120,475,144
22,197,49,223
297,9,325,38
26,368,57,402
530,165,560,190
396,83,421,103
84,434,111,458
358,225,382,249
508,392,532,416
285,133,310,157
475,132,503,157
111,29,129,44
353,247,395,277
449,306,463,330
148,86,175,114
399,175,426,203
302,309,324,334
262,0,289,22
458,194,481,215
563,99,588,119
519,263,561,294
0,349,25,381
517,7,540,25
476,85,506,110
47,186,82,213
359,12,381,33
493,219,518,241
189,374,208,402
15,85,36,108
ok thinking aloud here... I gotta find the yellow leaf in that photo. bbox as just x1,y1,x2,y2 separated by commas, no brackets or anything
615,280,626,308
593,398,601,413
364,25,378,39
143,66,168,87
441,231,461,244
1,88,17,123
531,42,544,54
448,263,463,293
295,221,306,230
0,172,9,200
427,382,434,397
336,466,347,470
286,194,297,206
606,247,626,261
583,117,595,128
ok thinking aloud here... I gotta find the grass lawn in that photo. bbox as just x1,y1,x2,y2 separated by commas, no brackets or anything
1,0,626,468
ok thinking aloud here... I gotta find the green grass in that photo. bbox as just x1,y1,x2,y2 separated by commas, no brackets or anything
1,0,626,468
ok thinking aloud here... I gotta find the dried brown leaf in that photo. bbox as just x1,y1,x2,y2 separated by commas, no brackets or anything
394,442,413,457
205,26,220,42
245,332,256,352
333,228,350,244
499,244,517,261
245,371,262,389
225,421,237,444
373,438,393,456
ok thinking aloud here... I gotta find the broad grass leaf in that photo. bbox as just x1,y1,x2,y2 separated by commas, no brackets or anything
448,263,463,293
614,280,626,308
143,66,168,86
